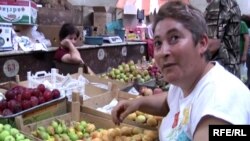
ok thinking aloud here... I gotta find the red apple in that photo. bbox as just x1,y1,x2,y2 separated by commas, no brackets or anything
43,90,52,102
32,88,41,97
7,99,17,112
22,88,32,100
51,89,60,99
13,102,22,113
2,108,13,116
5,90,16,100
0,100,8,111
21,100,31,110
38,96,45,104
37,84,46,93
15,93,22,102
30,96,39,106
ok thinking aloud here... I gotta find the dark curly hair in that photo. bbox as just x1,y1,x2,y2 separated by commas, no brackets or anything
59,23,80,41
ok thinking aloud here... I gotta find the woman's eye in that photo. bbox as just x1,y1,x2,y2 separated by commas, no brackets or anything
169,35,179,44
154,40,162,49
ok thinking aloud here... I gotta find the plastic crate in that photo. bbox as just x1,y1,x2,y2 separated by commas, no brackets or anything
84,36,103,45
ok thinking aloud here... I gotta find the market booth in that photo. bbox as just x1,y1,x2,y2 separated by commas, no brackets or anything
0,0,168,141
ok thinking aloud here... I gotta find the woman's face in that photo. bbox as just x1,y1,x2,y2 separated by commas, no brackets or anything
153,18,206,85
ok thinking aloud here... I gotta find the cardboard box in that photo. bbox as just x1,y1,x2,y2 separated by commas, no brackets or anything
93,6,114,35
37,25,83,47
37,7,83,26
0,0,37,24
0,23,13,50
81,87,161,130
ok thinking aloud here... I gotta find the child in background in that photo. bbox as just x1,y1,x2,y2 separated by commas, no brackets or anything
54,23,94,75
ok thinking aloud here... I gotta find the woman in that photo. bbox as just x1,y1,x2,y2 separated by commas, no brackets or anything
111,1,250,141
54,23,94,75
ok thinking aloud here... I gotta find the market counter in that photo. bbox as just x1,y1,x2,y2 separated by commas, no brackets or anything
0,42,148,82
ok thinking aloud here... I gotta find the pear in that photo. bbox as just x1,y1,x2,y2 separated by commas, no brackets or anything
55,125,63,134
60,134,70,141
68,132,78,141
51,120,59,129
46,125,55,135
37,130,50,140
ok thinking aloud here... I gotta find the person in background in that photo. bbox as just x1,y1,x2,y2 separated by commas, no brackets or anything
111,1,250,141
241,15,250,88
204,0,241,78
54,23,94,75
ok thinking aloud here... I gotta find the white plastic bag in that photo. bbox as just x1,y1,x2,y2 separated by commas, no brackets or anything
240,63,248,82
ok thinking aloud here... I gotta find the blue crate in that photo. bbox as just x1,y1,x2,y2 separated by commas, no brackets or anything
84,36,103,45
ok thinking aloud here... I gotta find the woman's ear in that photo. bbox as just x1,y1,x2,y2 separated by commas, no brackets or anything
198,34,209,54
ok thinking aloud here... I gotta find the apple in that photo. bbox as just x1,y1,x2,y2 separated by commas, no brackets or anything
43,90,52,102
0,131,10,141
15,133,25,140
2,109,13,116
38,96,45,104
0,100,8,111
0,124,3,132
22,88,32,100
37,84,46,93
3,124,11,131
7,99,17,112
32,88,41,97
51,89,60,99
21,100,31,110
12,102,22,113
5,90,15,100
10,128,19,136
15,93,22,102
30,96,39,106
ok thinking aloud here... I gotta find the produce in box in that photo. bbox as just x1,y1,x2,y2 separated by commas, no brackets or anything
0,123,31,141
0,84,60,117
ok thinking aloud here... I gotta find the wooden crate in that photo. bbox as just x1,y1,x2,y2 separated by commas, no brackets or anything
16,93,159,141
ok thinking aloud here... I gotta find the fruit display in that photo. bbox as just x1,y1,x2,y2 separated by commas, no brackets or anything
125,110,162,128
139,86,164,96
0,84,61,116
0,123,31,141
100,60,152,83
31,119,158,141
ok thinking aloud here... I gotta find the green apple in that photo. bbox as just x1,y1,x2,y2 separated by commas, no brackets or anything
10,128,19,136
15,133,25,140
0,130,10,141
0,124,3,132
4,135,15,141
3,124,11,131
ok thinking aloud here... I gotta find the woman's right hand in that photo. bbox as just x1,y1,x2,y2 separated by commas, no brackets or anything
111,99,141,125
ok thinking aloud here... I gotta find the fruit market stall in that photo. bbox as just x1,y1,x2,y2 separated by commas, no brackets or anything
0,41,147,82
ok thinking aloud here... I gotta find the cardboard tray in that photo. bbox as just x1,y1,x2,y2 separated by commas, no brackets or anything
81,86,161,130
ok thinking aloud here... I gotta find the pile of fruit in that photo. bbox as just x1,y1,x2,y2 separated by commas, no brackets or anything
100,60,152,83
0,123,31,141
0,84,60,116
31,119,158,141
126,111,162,128
139,86,164,96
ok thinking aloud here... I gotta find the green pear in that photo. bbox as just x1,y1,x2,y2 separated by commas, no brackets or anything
68,132,78,141
55,125,63,134
46,126,55,135
51,120,59,129
60,134,70,141
37,126,46,132
37,131,49,140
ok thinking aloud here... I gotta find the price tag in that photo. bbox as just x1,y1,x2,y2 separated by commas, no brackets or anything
121,46,127,56
3,59,19,77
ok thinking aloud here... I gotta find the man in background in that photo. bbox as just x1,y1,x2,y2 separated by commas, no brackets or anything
205,0,241,78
